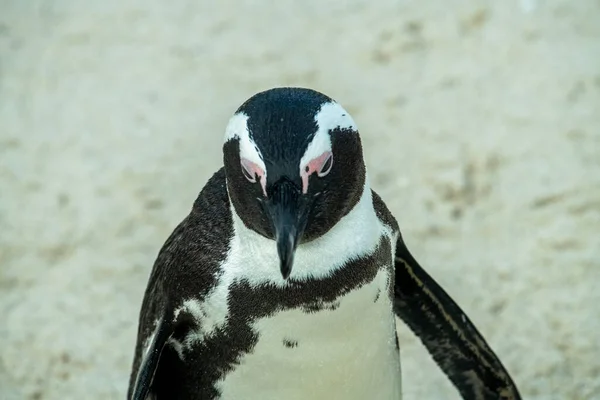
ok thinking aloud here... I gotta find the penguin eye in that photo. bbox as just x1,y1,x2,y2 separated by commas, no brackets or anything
242,165,255,182
241,158,263,183
301,151,333,194
317,153,333,177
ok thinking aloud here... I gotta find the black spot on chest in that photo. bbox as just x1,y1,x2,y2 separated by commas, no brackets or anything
283,339,299,348
302,300,340,313
374,288,381,303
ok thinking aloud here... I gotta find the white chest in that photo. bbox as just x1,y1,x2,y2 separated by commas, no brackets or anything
216,268,402,400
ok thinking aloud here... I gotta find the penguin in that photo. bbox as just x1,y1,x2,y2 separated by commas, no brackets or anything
127,87,521,400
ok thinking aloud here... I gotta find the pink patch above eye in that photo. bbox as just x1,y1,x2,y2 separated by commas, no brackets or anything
241,158,267,196
301,151,333,194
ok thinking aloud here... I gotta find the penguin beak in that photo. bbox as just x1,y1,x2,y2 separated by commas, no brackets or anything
264,178,308,280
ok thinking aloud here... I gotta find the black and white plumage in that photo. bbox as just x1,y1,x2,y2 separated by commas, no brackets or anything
128,87,521,400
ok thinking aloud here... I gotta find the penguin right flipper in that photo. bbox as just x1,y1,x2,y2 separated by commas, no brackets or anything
393,237,521,400
130,316,173,400
128,168,233,399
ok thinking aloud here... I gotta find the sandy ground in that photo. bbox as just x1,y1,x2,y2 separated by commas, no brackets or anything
1,0,599,399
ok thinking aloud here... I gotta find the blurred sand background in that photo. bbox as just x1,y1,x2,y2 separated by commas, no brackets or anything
1,1,599,399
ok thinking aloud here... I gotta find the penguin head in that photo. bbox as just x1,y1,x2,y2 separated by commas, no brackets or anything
223,87,366,279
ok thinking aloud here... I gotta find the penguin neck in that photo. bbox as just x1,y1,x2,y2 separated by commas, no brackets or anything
227,175,383,285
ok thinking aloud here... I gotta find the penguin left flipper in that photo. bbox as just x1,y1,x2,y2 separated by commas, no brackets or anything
130,316,174,400
393,236,522,400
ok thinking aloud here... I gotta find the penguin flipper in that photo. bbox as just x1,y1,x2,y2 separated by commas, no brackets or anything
130,316,173,400
393,237,521,400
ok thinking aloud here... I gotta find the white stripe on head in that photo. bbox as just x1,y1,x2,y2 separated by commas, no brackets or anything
299,102,357,174
224,112,266,173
